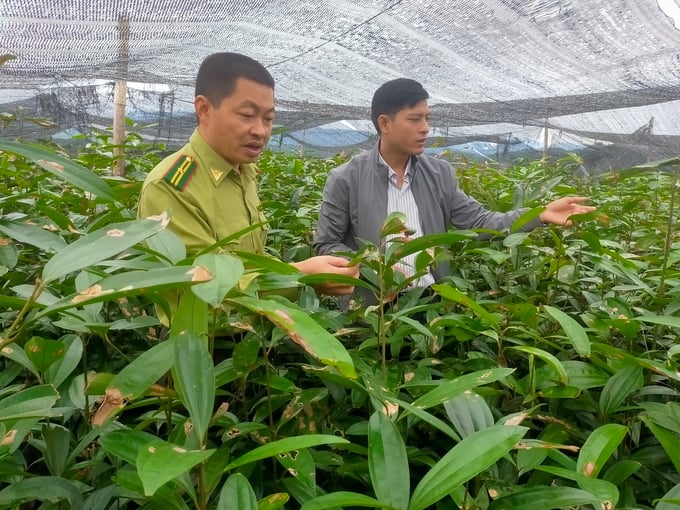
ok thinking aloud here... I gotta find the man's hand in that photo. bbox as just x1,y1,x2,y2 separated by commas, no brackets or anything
292,255,360,296
539,196,596,227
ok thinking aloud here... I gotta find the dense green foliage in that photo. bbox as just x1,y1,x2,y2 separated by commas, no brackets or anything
1,129,680,510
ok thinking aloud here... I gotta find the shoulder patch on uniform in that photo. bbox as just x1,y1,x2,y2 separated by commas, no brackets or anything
163,155,197,191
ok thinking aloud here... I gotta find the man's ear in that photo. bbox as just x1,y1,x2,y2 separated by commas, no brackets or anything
194,95,211,122
377,114,391,135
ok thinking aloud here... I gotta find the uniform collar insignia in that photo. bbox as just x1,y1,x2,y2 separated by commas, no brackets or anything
210,168,224,182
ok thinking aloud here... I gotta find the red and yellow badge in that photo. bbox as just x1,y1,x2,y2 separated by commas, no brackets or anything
163,155,196,191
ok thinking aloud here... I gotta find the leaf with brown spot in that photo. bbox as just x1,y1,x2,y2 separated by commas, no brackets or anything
1,429,17,446
37,159,64,172
576,423,628,479
24,337,66,372
187,265,213,282
583,462,596,477
91,388,126,426
72,284,114,304
228,296,356,378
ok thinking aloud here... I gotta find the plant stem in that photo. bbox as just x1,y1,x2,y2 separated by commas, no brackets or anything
657,168,678,301
197,459,207,510
2,278,45,347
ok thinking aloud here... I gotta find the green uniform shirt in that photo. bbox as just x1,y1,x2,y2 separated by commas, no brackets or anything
138,129,270,326
139,128,267,256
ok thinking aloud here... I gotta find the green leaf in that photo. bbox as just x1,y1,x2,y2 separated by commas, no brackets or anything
386,231,477,264
543,305,591,357
301,492,395,510
561,360,609,389
276,447,316,492
410,368,514,410
511,345,568,385
1,343,40,377
510,206,543,232
503,231,532,248
0,219,67,253
172,331,215,443
408,425,528,510
0,476,84,508
107,340,174,400
368,411,409,510
137,440,215,496
601,156,680,182
393,397,461,441
381,211,410,238
443,390,495,438
534,465,619,504
99,428,162,465
42,215,169,283
634,314,680,329
641,415,680,474
432,284,500,331
599,365,643,416
0,384,59,421
468,247,512,264
228,296,356,378
171,290,209,338
24,336,65,372
592,343,680,381
232,251,298,275
656,482,680,510
488,486,601,510
0,140,116,201
146,228,187,264
576,423,628,478
39,266,209,317
191,253,244,307
643,402,680,435
114,467,191,510
257,492,290,510
217,473,258,510
43,424,71,477
602,459,641,485
225,434,349,471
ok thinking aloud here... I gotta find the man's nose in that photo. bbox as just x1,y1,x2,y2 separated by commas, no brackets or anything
250,118,268,137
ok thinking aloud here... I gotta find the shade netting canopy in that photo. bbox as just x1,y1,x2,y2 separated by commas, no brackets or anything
2,0,680,168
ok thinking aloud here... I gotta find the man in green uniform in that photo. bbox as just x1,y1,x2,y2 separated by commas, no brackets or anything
138,52,358,320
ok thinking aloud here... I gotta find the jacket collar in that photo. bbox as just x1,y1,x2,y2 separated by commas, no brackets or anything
371,140,419,178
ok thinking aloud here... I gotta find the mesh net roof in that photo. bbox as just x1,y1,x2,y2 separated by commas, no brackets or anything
2,0,680,168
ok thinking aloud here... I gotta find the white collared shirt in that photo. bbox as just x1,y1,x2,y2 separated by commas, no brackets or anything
382,155,435,288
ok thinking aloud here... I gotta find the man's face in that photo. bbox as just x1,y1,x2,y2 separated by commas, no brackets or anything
379,100,431,155
196,77,275,167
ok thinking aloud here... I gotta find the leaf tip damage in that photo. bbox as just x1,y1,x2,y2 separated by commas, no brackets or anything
187,265,213,282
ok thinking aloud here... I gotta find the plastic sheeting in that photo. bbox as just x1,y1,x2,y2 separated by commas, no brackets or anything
1,0,680,167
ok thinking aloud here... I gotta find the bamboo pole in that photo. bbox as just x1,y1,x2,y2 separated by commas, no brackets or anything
112,14,130,177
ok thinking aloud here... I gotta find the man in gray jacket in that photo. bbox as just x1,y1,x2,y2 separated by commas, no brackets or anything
313,78,594,301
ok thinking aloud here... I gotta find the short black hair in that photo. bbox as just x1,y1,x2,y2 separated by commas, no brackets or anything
195,52,275,106
371,78,429,133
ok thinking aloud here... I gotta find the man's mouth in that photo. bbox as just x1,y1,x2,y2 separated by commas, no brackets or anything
243,142,263,156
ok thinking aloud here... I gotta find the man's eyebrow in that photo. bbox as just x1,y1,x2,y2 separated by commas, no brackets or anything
237,100,276,113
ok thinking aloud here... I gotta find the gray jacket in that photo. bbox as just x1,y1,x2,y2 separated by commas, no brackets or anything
314,144,543,294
